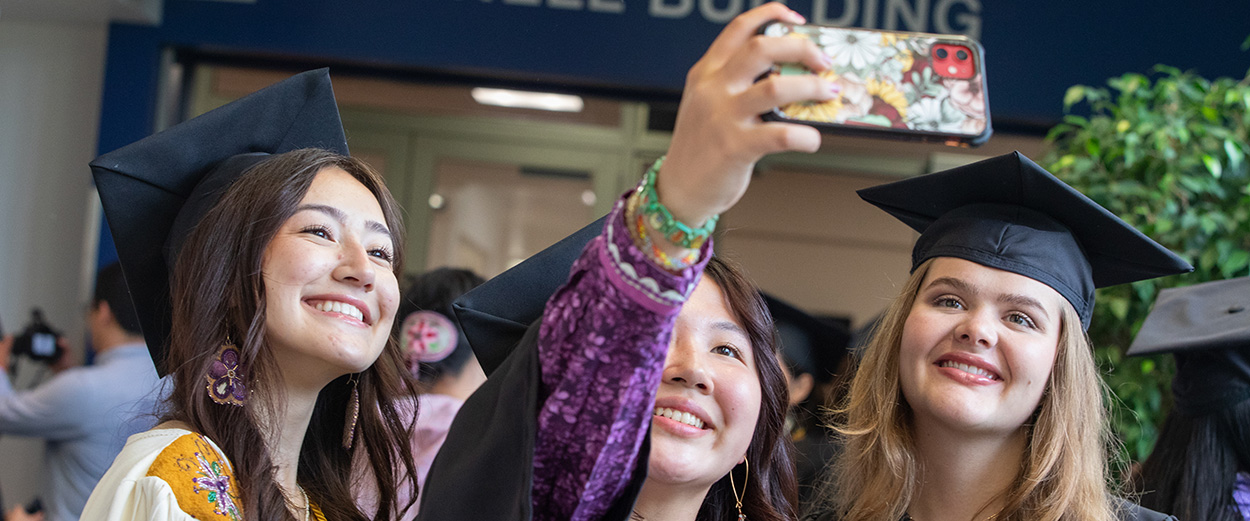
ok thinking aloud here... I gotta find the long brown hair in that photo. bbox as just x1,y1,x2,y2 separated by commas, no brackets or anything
695,256,798,521
825,259,1118,521
164,148,420,520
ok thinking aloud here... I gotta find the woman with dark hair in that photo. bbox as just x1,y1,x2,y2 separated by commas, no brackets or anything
82,71,419,521
1137,402,1250,520
635,255,797,521
367,267,485,517
423,248,799,521
811,153,1189,521
415,4,833,520
1129,277,1250,521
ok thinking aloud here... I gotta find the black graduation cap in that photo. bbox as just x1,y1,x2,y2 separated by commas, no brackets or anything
90,68,349,375
763,294,851,382
858,151,1192,329
1128,277,1250,416
452,216,607,375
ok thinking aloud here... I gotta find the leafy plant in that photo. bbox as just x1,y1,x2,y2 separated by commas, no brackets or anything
1043,63,1250,464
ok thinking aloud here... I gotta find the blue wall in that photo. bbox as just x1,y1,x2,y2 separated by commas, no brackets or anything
102,0,1250,139
94,0,1250,259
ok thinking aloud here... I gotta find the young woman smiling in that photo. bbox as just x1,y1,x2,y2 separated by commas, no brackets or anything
812,153,1189,521
82,71,419,521
417,234,798,521
633,256,795,521
415,3,833,520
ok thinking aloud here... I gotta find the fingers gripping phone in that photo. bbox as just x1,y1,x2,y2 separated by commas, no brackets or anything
761,22,992,147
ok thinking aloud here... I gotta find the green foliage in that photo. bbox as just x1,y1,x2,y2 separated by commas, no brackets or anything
1044,65,1250,465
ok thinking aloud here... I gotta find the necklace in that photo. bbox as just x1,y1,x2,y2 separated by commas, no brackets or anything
298,485,310,521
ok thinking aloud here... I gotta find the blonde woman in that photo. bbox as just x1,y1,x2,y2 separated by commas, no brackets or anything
813,153,1187,521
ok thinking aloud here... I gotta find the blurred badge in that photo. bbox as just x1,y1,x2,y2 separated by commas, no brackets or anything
403,310,458,363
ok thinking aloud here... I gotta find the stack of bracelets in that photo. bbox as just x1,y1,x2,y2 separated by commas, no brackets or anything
627,156,719,271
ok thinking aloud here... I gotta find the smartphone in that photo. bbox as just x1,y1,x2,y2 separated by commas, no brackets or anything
760,22,991,147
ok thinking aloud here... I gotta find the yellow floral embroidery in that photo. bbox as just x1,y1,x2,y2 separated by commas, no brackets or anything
146,433,243,521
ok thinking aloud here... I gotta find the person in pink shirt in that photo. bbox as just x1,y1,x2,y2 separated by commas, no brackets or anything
396,268,486,516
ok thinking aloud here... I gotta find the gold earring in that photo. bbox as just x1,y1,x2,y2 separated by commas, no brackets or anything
341,373,360,450
729,458,748,521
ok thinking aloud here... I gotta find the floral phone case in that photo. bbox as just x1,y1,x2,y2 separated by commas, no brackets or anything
761,22,991,147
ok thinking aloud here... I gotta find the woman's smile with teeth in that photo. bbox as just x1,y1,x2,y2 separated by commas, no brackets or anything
311,300,365,322
653,407,706,429
938,360,999,380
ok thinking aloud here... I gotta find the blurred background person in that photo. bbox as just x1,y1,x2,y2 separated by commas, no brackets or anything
400,267,487,400
382,266,486,517
3,505,43,521
0,263,160,521
764,294,852,510
1130,276,1250,521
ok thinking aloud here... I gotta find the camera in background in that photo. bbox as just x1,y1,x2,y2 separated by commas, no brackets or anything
9,308,64,367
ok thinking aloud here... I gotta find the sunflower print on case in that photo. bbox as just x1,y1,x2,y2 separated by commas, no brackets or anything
765,23,987,137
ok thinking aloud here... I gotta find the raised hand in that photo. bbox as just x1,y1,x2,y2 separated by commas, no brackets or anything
658,2,835,227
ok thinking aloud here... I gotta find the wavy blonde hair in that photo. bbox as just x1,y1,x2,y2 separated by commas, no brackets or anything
824,259,1121,521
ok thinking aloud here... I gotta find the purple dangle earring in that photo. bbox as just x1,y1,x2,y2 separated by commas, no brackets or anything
342,373,360,450
206,338,247,406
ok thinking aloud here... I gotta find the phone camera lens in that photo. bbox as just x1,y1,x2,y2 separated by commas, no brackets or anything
956,49,968,60
935,48,948,59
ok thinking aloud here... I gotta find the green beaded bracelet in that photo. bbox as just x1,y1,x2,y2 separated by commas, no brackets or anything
638,156,719,250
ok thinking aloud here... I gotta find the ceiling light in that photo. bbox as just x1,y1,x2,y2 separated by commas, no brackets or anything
471,88,584,112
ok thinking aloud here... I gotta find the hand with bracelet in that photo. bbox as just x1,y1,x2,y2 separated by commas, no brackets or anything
415,7,846,521
630,2,837,269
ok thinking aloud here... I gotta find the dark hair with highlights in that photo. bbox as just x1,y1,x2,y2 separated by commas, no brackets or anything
163,148,420,520
695,256,798,521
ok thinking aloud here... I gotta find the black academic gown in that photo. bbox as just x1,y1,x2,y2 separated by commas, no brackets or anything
415,321,649,520
1115,498,1178,521
792,424,841,510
